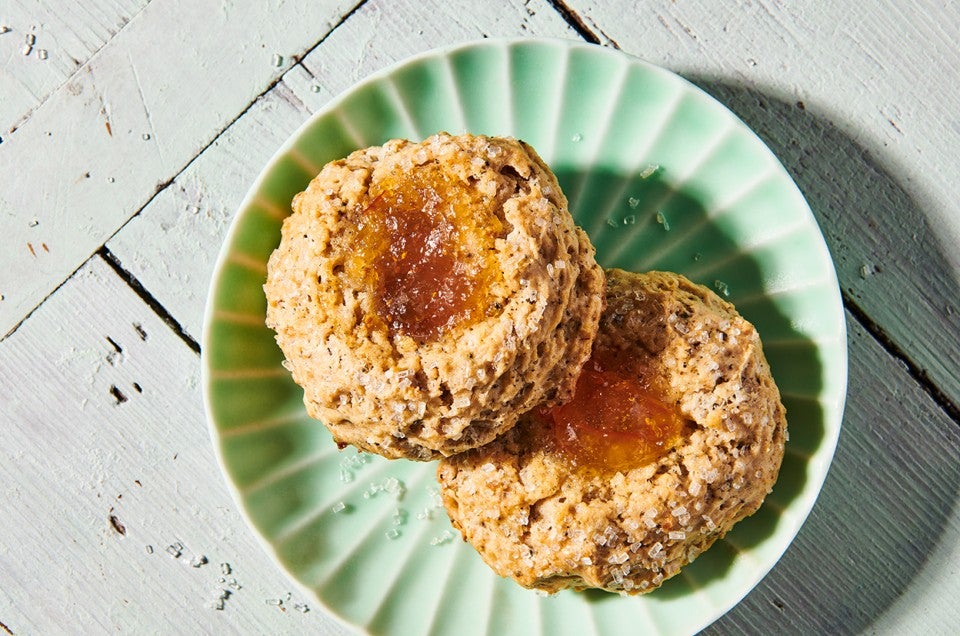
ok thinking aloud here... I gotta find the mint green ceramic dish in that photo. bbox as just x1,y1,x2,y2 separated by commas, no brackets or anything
202,39,847,635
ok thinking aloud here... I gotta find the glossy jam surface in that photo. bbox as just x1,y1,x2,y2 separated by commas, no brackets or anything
351,164,503,341
535,350,686,473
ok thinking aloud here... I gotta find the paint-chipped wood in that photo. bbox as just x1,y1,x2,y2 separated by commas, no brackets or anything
564,0,960,426
106,83,313,340
0,0,358,339
0,256,346,633
706,313,960,634
292,0,577,106
0,0,150,136
107,0,576,342
1,0,959,633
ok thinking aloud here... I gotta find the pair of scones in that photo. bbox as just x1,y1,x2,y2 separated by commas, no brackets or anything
264,133,787,595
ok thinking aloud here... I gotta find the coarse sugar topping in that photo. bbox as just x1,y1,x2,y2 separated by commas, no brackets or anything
347,162,505,342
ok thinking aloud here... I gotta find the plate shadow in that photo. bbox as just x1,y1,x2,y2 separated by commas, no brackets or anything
687,76,960,634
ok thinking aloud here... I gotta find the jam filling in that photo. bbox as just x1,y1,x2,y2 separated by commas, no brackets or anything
534,349,686,473
350,163,503,342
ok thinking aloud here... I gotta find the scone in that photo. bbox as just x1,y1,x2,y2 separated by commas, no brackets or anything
437,269,787,593
264,133,605,460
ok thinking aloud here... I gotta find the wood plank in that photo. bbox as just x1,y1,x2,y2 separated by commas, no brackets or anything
20,267,954,632
289,0,578,107
0,256,350,633
705,312,960,634
106,0,577,341
562,0,960,425
0,0,358,340
107,83,312,339
0,0,149,137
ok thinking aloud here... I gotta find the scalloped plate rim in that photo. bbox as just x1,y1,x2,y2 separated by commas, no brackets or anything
201,36,848,635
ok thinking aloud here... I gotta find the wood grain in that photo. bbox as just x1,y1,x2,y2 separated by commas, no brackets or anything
562,0,960,426
2,0,959,633
0,0,149,137
0,256,349,633
706,313,960,634
0,0,358,340
294,0,577,106
107,83,312,339
106,0,576,342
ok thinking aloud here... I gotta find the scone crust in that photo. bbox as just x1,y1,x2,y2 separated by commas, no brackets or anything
438,269,787,593
264,133,605,460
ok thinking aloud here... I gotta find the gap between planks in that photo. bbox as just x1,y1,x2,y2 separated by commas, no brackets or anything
545,0,601,44
98,246,200,354
844,296,960,425
540,2,960,429
7,0,957,438
0,0,369,345
92,0,370,253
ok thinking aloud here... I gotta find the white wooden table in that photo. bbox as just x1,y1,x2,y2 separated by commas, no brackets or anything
2,1,959,633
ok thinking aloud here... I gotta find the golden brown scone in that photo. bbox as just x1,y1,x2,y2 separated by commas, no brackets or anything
264,133,605,460
438,269,787,594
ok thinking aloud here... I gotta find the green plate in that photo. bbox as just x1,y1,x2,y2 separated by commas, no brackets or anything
202,39,847,635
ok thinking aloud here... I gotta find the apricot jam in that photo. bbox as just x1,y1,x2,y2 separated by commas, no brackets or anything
350,163,503,341
535,350,686,473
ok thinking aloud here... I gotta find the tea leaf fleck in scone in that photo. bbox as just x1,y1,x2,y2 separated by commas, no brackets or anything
264,133,605,461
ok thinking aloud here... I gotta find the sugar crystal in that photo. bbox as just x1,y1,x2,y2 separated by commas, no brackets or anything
655,211,670,230
639,164,660,179
607,552,629,564
392,507,408,526
430,530,455,546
